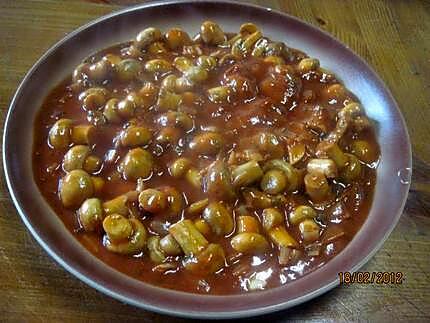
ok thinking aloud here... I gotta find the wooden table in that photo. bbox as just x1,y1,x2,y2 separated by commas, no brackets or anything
1,0,429,321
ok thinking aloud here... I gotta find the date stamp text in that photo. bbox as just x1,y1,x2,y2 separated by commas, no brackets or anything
338,272,404,285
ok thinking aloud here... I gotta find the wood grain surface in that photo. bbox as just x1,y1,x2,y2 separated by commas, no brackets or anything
1,0,429,321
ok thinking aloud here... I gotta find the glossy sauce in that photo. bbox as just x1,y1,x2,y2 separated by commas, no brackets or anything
33,26,379,294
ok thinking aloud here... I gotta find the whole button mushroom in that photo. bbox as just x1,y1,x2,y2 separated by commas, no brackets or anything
48,118,73,149
200,21,225,45
119,148,153,181
260,169,288,195
231,232,270,254
164,28,191,49
202,202,234,236
116,59,142,82
189,132,224,156
78,198,104,232
59,169,94,208
103,215,148,255
135,27,162,51
138,188,167,213
62,145,90,172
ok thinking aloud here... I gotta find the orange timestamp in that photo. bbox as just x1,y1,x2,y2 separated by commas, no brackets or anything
338,271,404,285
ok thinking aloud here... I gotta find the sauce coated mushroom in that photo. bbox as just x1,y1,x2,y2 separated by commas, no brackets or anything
33,21,379,295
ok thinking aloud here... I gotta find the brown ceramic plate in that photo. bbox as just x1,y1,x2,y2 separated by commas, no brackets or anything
3,0,411,318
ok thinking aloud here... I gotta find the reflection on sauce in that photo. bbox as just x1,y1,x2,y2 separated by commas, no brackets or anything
32,22,379,294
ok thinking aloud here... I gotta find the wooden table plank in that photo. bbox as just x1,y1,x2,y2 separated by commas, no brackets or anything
1,0,429,321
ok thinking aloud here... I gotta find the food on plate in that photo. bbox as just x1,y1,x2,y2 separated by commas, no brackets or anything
33,21,379,294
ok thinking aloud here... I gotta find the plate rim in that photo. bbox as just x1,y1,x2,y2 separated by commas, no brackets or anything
2,0,412,319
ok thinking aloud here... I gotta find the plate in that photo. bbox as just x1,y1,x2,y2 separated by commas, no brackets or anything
3,0,411,318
